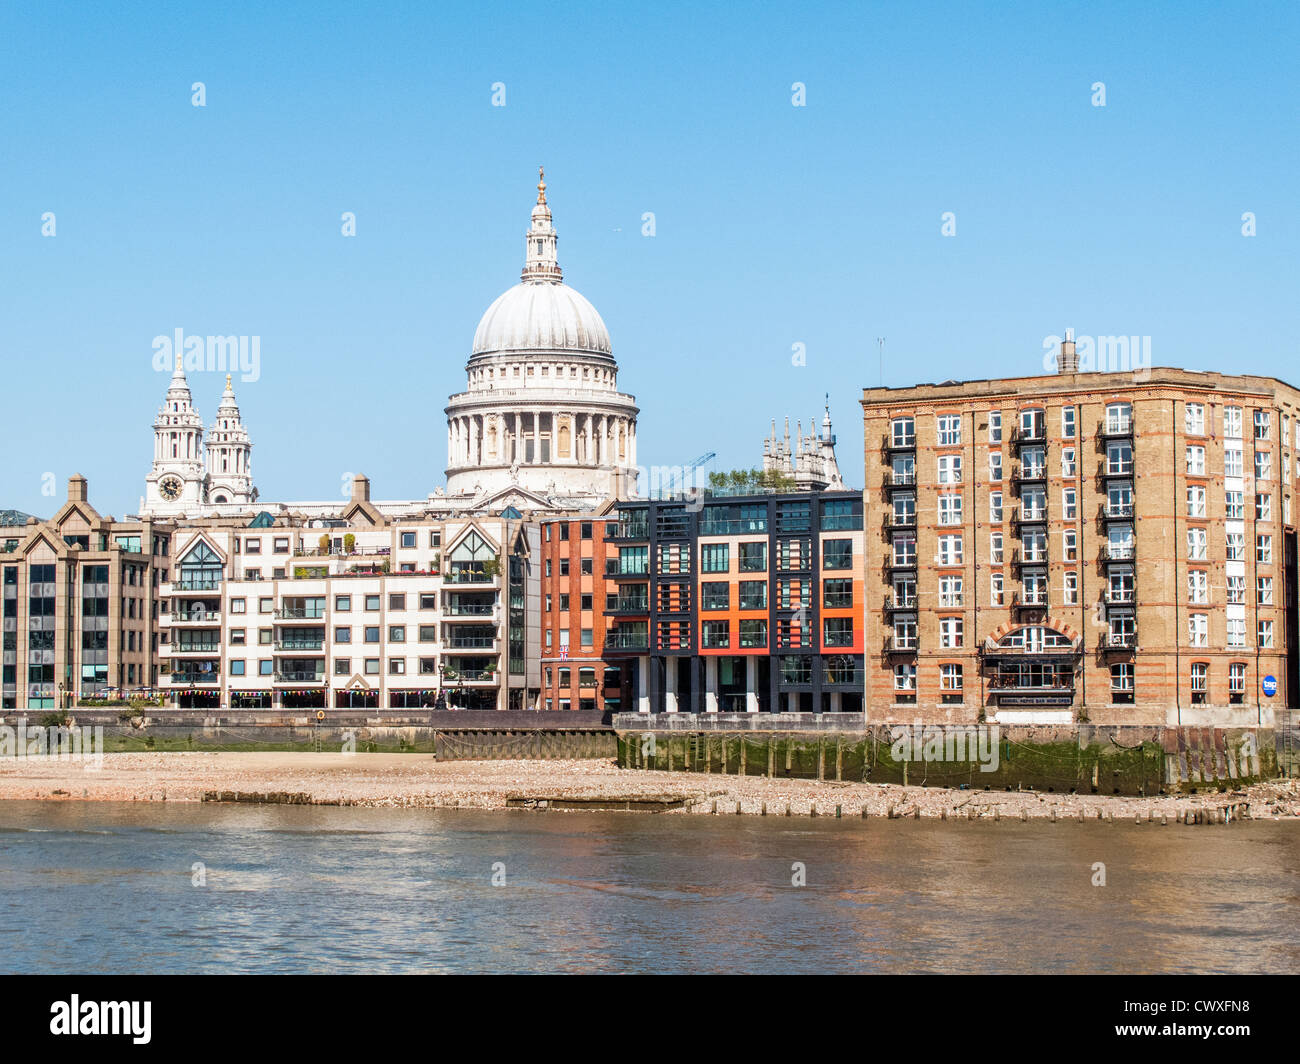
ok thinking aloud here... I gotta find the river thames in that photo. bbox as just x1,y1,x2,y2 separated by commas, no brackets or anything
1,801,1296,973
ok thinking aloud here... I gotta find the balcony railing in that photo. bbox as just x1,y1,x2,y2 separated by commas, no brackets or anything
883,433,916,451
1100,543,1136,562
1099,460,1135,478
273,671,325,684
167,672,220,685
1013,464,1048,483
174,576,222,592
170,612,221,625
605,631,650,650
1011,425,1046,445
442,669,498,683
445,637,496,649
274,608,326,620
883,594,918,612
610,596,650,613
1100,417,1134,438
883,512,917,530
445,568,499,584
444,603,495,616
885,634,919,653
274,639,325,652
1102,501,1135,520
1100,631,1138,650
1105,589,1136,605
887,554,918,570
1012,592,1049,608
885,470,917,488
171,642,221,654
1013,508,1048,526
1012,548,1050,568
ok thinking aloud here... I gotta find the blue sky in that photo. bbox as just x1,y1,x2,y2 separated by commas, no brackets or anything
1,0,1296,517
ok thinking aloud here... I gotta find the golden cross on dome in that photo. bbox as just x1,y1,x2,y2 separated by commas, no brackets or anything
175,352,183,373
537,166,547,205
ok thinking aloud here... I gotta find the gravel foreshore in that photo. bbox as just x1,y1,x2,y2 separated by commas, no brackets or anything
0,752,1297,820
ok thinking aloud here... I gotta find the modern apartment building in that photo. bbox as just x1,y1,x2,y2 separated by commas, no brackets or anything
537,514,624,713
157,476,539,710
1,476,168,709
863,346,1300,725
600,490,865,713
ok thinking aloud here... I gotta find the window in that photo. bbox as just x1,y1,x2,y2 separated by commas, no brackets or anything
1225,447,1243,478
1258,576,1274,604
1187,486,1207,518
823,579,852,608
738,581,767,610
1229,662,1246,703
389,625,405,642
1186,446,1205,476
230,598,245,614
1259,620,1275,648
419,593,437,610
824,617,853,647
1062,407,1076,439
335,594,351,611
1187,571,1209,604
1020,408,1045,439
334,659,349,676
335,626,351,643
701,544,729,573
939,494,963,525
1185,403,1205,435
990,532,1004,564
389,658,405,675
1256,494,1272,521
1226,575,1245,604
1226,532,1244,561
581,629,593,648
364,658,380,675
1063,529,1077,561
823,540,853,570
893,663,917,700
938,575,963,607
1255,452,1272,481
990,572,1004,605
938,415,962,446
1187,528,1207,560
581,522,593,540
245,538,261,554
989,452,1003,482
419,625,437,642
256,597,272,614
1107,441,1133,476
739,542,767,572
937,535,963,565
1188,613,1208,647
1106,403,1132,434
940,664,963,701
701,582,729,610
1226,490,1244,520
892,535,916,566
739,620,767,648
1190,662,1208,703
938,455,962,484
1061,448,1076,477
939,617,963,649
1257,535,1273,563
389,593,405,611
1227,618,1246,649
364,626,380,643
1062,487,1077,519
365,594,380,611
1111,662,1134,698
1063,572,1078,605
1224,406,1242,439
989,492,1003,522
988,412,1002,444
1253,410,1270,439
891,417,915,447
229,660,245,676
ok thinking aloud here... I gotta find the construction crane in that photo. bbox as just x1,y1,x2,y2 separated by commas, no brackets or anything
657,452,716,498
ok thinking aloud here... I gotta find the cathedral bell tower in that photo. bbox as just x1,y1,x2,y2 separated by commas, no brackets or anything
205,374,256,506
143,354,208,514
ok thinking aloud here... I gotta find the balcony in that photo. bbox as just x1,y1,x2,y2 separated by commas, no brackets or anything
443,636,497,650
884,470,917,491
883,512,917,531
440,669,499,684
1012,464,1048,486
274,608,326,620
443,602,496,617
273,639,325,652
169,611,221,626
1011,425,1046,446
1012,508,1048,529
886,554,918,572
1012,548,1050,570
823,663,866,686
1099,417,1135,440
884,633,919,654
883,433,916,453
883,594,918,613
607,521,649,541
171,577,223,593
1098,459,1134,479
273,671,326,684
167,670,220,685
1011,591,1049,611
608,596,650,614
1100,543,1136,563
169,642,221,655
1104,588,1136,606
605,630,650,651
1101,501,1135,521
1099,631,1138,651
444,568,500,584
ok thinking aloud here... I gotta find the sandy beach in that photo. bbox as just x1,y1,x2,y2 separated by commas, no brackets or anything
1,751,1297,820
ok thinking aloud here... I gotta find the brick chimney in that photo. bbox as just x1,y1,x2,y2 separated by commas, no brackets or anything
1058,329,1078,373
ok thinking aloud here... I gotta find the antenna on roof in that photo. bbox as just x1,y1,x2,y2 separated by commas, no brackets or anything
876,337,886,387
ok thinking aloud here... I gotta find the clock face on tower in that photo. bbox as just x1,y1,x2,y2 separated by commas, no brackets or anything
159,476,183,501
